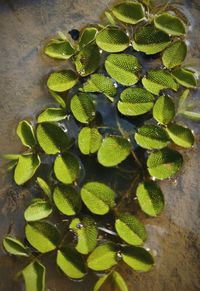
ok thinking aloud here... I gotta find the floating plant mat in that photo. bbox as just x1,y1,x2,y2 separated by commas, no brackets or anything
2,1,200,291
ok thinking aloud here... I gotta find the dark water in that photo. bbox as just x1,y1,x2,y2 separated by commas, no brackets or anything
0,0,200,290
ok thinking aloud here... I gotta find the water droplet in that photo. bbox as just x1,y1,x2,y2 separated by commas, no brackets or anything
185,40,190,46
80,69,86,75
126,31,130,36
76,223,83,229
145,247,151,252
99,49,103,54
151,176,156,181
116,251,122,261
113,82,118,88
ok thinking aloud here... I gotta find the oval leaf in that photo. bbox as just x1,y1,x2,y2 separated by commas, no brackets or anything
154,13,186,36
79,27,98,49
22,261,45,291
112,2,145,24
153,95,175,125
3,236,29,257
37,107,67,123
162,40,187,69
166,123,194,148
17,120,36,148
24,199,52,222
172,68,197,88
44,39,75,60
47,70,78,92
78,127,102,155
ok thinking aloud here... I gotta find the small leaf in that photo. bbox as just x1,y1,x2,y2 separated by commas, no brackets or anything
135,125,169,149
112,2,145,24
122,246,154,271
17,120,36,148
78,127,102,155
56,247,86,279
117,88,154,116
36,122,70,154
154,13,186,36
25,221,60,253
96,27,129,53
112,271,128,291
3,236,29,257
44,39,75,59
22,261,45,291
172,68,197,88
54,153,80,184
53,185,81,215
93,273,110,291
79,27,98,49
69,216,98,254
105,53,142,86
136,181,164,217
2,154,20,160
14,154,41,185
105,11,116,25
147,148,183,179
47,70,78,92
37,107,67,123
24,199,52,222
178,89,190,110
153,95,175,125
115,213,147,246
87,243,118,271
70,93,96,124
166,123,194,148
81,182,115,215
181,111,200,121
162,40,187,69
49,90,66,109
37,177,51,199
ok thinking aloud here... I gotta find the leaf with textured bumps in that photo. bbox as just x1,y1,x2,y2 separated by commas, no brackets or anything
69,216,98,254
17,120,36,148
132,24,170,55
24,199,52,222
105,53,142,86
79,27,98,49
37,177,51,199
96,27,129,53
22,261,45,291
117,88,154,116
172,68,197,88
81,182,115,215
166,123,194,148
53,185,81,215
162,41,187,69
25,221,60,253
49,90,66,109
3,236,29,257
47,70,78,92
154,13,186,36
115,213,147,246
57,247,86,279
147,148,183,179
112,2,145,24
70,93,96,124
135,125,169,150
136,181,164,217
44,39,75,59
37,107,67,123
78,127,102,155
153,95,175,125
14,154,41,185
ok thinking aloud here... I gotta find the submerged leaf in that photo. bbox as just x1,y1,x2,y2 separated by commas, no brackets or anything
37,107,67,123
153,95,175,125
172,68,197,88
79,27,98,49
181,111,200,121
78,127,102,155
44,39,75,59
154,13,186,36
166,123,194,148
3,236,29,257
112,2,145,24
24,199,52,222
22,261,45,291
162,40,187,69
17,120,36,148
47,70,78,92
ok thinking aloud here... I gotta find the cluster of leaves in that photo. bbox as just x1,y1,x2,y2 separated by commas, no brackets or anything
2,1,199,291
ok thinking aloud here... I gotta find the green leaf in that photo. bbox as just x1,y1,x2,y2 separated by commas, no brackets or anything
96,27,129,53
181,111,200,121
115,213,147,246
178,89,190,110
49,90,66,109
166,123,194,148
105,53,142,86
54,153,80,184
17,120,36,148
14,154,41,185
81,182,115,215
24,199,52,222
79,27,98,49
37,177,51,199
56,247,86,279
78,127,102,155
93,273,110,291
162,40,187,69
53,185,81,215
147,148,183,179
132,24,171,55
112,271,128,291
87,243,118,271
172,68,197,88
44,39,75,59
25,221,60,253
135,125,169,150
153,95,175,125
69,216,98,254
136,181,164,217
36,122,70,154
75,44,100,76
122,246,154,271
37,107,67,123
154,13,186,36
22,261,45,291
47,70,78,92
70,93,96,124
112,2,145,24
3,236,29,257
105,11,116,25
2,154,20,160
117,88,154,116
142,70,178,95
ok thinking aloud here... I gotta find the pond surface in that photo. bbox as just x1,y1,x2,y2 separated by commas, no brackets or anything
0,0,200,290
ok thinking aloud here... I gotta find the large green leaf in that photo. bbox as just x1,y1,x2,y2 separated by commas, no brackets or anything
96,27,129,53
154,13,186,36
172,68,197,88
14,154,41,185
117,88,154,116
78,127,102,155
162,40,187,69
105,53,141,86
69,216,98,254
37,107,67,123
112,2,145,24
47,70,78,92
153,95,175,125
147,148,183,179
81,182,115,215
22,261,45,291
166,123,194,148
36,122,70,154
136,181,164,217
3,236,29,257
44,39,75,59
17,120,36,148
24,199,52,222
79,27,98,49
115,213,147,246
36,177,51,199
